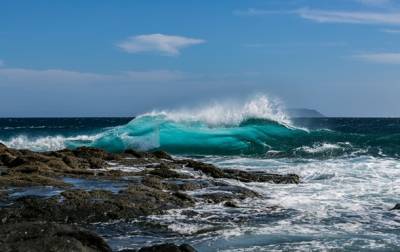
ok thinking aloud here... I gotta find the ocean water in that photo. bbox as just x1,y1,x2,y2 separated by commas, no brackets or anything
1,97,400,251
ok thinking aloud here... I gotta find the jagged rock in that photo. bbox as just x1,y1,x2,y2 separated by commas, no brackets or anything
0,152,16,166
137,243,197,252
197,185,260,203
151,150,173,160
0,221,111,252
73,147,112,160
224,201,239,208
391,203,400,210
148,165,189,179
179,159,225,178
223,169,300,184
0,174,70,188
142,176,164,190
0,185,195,224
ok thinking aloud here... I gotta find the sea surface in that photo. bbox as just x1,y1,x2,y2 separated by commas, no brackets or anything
1,98,400,251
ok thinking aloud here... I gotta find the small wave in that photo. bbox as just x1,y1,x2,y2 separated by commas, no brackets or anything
1,126,50,130
295,143,348,154
0,134,101,152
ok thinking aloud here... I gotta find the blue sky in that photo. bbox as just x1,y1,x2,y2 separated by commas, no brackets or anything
1,0,400,117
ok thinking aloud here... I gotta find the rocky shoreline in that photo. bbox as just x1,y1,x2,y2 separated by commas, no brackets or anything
0,143,300,251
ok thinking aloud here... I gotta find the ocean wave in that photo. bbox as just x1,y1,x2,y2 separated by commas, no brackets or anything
0,134,101,152
142,95,291,127
1,96,399,158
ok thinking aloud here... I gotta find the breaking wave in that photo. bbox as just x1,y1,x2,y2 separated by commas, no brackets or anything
1,95,399,158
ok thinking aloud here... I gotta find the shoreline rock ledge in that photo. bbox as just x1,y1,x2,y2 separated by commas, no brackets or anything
0,143,300,251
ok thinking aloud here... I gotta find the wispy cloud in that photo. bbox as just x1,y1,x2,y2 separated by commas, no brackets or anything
354,53,400,64
297,8,400,25
0,68,186,85
382,28,400,33
235,7,400,25
356,0,392,6
117,34,205,56
233,8,292,16
243,42,347,48
0,60,4,67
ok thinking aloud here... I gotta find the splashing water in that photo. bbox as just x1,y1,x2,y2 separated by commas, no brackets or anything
1,95,400,158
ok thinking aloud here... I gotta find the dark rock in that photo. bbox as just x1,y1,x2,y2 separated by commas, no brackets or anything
62,155,89,169
0,143,8,152
87,157,106,169
8,156,30,167
10,163,40,174
0,221,111,252
149,167,188,179
45,159,71,171
0,185,195,224
391,203,400,210
142,176,164,190
73,147,111,160
137,243,197,252
124,149,148,158
0,152,16,166
0,174,70,188
197,185,259,203
224,201,239,208
223,169,300,184
165,180,208,192
0,189,8,202
179,159,225,178
151,150,173,160
173,192,195,203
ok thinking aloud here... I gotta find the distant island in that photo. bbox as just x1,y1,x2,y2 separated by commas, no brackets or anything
286,108,325,118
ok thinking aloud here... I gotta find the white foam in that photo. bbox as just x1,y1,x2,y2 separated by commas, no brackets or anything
296,143,344,154
0,134,101,151
146,155,400,250
140,95,291,127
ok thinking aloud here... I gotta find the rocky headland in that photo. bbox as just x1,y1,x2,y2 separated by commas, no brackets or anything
0,143,300,251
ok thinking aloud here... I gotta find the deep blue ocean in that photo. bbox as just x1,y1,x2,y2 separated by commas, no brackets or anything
1,116,399,159
1,98,400,251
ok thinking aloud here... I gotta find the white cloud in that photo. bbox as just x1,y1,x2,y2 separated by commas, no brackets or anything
117,34,205,56
297,8,400,25
233,8,289,16
0,68,185,85
243,42,347,48
0,68,107,83
354,53,400,64
235,7,400,25
356,0,391,6
382,28,400,33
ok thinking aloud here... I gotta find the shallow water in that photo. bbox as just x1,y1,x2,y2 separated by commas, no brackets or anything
87,155,400,251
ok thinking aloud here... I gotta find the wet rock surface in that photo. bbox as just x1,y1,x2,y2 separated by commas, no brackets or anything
0,143,300,250
0,221,111,252
136,243,197,252
391,203,400,210
0,186,195,224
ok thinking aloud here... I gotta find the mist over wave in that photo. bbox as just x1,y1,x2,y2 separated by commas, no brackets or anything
143,95,291,127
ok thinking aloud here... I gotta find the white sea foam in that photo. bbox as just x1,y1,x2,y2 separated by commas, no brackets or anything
295,142,346,154
142,155,400,251
141,95,291,127
0,134,101,151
